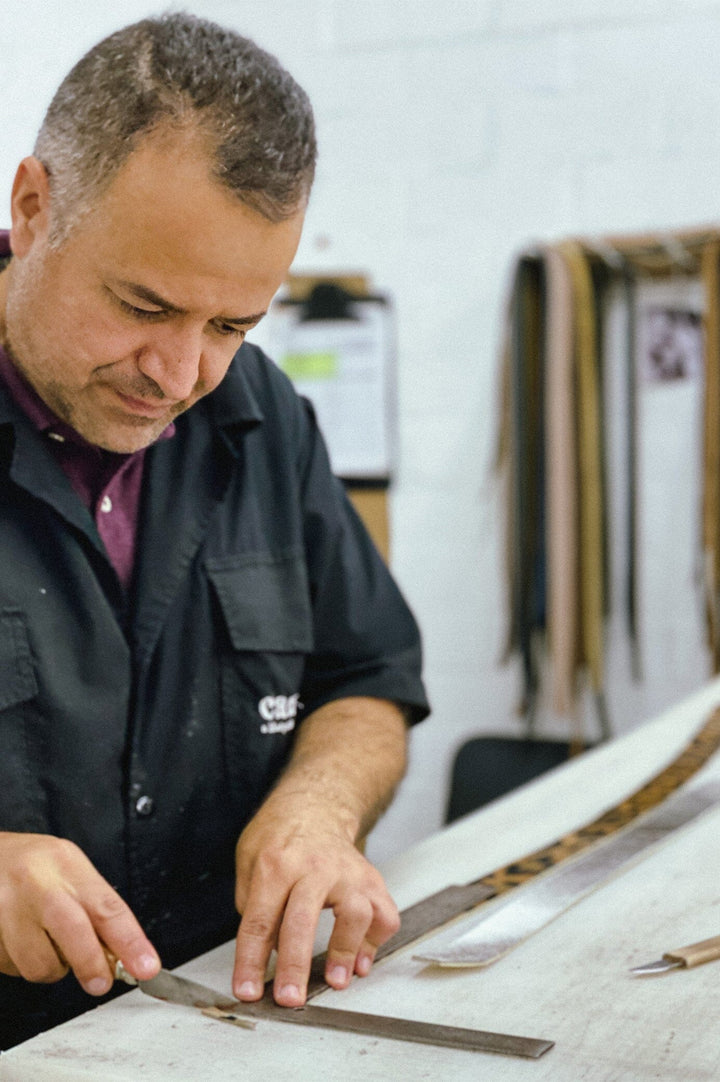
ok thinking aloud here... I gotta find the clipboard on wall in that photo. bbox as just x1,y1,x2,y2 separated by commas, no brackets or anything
266,274,396,559
267,274,396,483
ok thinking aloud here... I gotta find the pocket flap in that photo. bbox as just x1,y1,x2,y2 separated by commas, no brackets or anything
206,552,313,652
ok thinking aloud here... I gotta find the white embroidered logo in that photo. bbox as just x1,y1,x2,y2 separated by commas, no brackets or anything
259,693,301,735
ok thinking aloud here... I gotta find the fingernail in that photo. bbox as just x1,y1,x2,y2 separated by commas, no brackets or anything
87,976,112,996
236,980,261,1000
277,984,303,1005
327,964,348,987
136,953,160,977
356,953,372,977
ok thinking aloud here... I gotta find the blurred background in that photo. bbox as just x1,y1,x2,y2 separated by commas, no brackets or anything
4,0,720,863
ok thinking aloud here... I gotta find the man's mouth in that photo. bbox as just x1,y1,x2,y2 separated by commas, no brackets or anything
114,390,174,420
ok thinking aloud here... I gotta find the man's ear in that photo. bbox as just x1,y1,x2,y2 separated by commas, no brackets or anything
9,156,51,257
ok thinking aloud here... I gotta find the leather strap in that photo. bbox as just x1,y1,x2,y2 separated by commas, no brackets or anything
558,241,605,695
544,246,579,717
504,253,546,723
701,240,720,668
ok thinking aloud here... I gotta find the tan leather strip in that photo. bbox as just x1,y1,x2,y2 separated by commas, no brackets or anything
544,246,579,715
558,240,604,693
480,704,720,894
701,241,720,668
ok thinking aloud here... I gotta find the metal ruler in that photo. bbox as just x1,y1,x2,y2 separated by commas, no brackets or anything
416,778,720,966
210,706,720,1060
207,999,553,1059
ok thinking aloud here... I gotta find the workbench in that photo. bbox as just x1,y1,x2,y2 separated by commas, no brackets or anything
3,677,720,1081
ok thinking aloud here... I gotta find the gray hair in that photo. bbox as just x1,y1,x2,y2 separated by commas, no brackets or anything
34,12,317,243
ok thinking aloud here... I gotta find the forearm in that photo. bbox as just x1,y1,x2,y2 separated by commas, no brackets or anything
262,696,409,843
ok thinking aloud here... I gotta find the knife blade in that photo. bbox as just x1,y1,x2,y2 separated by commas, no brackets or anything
630,934,720,976
112,958,255,1027
414,780,720,967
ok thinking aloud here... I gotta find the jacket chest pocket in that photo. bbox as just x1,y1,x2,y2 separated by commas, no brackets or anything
206,552,314,815
0,609,44,830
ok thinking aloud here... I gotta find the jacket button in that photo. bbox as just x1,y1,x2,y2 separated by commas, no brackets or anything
135,795,155,817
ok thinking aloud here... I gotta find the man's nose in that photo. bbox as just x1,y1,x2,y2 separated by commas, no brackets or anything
136,325,204,401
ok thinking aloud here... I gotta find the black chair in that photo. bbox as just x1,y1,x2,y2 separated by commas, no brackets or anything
445,735,588,823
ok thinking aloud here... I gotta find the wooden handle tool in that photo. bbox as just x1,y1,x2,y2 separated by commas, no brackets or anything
631,934,720,975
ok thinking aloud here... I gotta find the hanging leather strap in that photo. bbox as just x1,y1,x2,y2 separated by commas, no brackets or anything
544,245,579,717
509,254,546,722
496,259,521,667
558,240,605,695
701,239,720,669
620,264,641,680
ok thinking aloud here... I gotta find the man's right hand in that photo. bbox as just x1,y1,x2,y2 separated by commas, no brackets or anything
0,832,160,995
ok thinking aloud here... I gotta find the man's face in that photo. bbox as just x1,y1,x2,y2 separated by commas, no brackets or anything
1,135,304,452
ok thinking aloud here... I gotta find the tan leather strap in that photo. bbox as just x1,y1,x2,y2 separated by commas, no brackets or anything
702,240,720,668
558,240,604,694
544,246,579,716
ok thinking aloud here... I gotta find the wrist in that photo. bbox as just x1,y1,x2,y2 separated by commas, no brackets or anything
262,770,362,844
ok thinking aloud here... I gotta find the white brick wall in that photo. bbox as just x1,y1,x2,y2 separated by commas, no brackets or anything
2,0,720,863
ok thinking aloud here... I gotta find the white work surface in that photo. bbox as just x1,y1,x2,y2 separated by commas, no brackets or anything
4,679,720,1081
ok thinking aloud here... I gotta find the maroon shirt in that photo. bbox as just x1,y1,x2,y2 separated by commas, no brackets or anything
0,230,174,588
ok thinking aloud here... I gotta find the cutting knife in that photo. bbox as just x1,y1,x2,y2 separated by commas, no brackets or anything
111,957,256,1028
630,934,720,976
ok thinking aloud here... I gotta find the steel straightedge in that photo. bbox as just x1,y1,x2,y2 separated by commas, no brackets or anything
219,998,554,1059
416,779,720,966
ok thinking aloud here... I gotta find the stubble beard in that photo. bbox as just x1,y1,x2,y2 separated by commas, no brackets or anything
4,268,183,452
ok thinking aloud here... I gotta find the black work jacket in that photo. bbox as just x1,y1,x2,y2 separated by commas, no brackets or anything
0,343,428,1045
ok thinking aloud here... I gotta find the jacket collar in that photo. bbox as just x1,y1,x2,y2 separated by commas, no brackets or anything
206,345,265,431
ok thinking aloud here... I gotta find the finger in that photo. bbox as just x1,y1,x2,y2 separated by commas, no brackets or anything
325,889,400,988
323,893,374,990
38,885,155,996
272,879,326,1006
354,936,378,977
51,908,114,995
85,886,160,984
0,937,22,978
1,920,69,984
232,885,287,1002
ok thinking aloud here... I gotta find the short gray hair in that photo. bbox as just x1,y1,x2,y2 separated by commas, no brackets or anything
34,12,317,243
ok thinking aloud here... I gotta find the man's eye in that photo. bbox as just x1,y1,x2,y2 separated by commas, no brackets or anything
212,321,246,338
117,297,165,320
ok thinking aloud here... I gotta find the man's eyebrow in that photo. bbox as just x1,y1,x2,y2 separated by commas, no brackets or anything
116,281,267,325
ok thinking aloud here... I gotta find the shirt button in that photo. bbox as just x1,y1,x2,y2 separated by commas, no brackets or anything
135,795,155,817
100,495,113,513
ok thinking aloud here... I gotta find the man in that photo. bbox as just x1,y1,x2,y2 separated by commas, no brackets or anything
0,14,428,1048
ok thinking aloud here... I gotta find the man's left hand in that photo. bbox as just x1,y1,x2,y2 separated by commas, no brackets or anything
230,697,408,1007
232,804,400,1006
